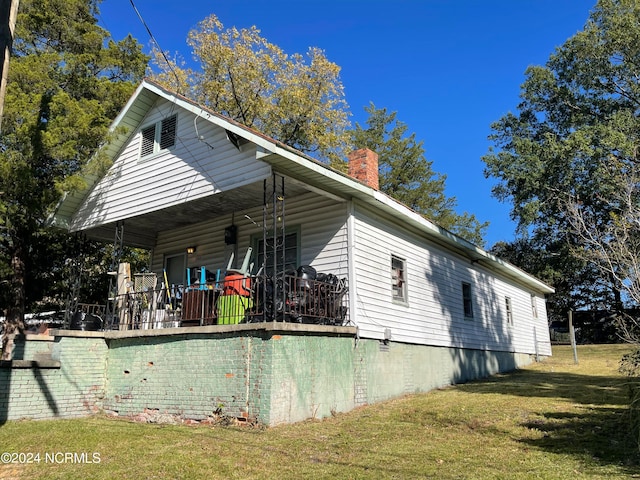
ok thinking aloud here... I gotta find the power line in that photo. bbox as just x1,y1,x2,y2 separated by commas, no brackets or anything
128,0,181,91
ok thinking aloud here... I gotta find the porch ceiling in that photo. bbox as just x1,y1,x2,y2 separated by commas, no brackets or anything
79,179,309,249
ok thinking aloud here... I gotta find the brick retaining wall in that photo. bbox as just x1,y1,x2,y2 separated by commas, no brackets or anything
0,334,106,421
0,325,534,425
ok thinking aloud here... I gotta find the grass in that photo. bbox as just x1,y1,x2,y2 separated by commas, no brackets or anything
0,344,639,479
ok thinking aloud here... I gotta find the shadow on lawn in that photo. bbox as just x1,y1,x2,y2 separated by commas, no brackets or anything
459,369,640,471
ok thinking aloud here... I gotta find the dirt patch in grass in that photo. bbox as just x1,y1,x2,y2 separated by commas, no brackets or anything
0,344,638,479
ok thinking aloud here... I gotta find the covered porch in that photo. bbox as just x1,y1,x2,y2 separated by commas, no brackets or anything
66,173,350,331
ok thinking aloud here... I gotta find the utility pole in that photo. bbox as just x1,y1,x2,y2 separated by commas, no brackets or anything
569,310,579,365
0,0,19,133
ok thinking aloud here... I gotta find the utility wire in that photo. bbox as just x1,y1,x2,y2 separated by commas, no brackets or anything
128,0,181,91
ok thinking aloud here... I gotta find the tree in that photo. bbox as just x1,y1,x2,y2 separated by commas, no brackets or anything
352,103,488,246
0,0,148,359
563,157,640,339
151,14,350,162
483,1,640,443
483,0,640,314
152,15,489,244
489,236,614,323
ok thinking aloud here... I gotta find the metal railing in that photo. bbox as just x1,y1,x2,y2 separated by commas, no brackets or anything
95,272,348,331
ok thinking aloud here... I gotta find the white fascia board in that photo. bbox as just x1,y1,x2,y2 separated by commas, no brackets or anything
370,191,555,294
142,81,276,152
110,81,149,132
269,144,554,295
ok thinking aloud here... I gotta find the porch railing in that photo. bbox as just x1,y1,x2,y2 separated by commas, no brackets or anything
93,272,348,331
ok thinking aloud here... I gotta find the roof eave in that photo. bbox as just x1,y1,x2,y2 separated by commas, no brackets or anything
264,144,555,295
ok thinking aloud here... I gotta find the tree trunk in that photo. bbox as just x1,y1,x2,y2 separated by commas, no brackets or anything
1,239,26,360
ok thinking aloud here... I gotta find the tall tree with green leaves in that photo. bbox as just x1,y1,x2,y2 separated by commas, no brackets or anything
0,0,148,358
152,15,488,244
483,0,640,315
352,103,488,246
151,14,350,162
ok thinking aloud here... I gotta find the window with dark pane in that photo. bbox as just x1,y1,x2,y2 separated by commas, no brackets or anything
462,282,473,319
505,296,513,326
531,295,538,319
256,232,299,274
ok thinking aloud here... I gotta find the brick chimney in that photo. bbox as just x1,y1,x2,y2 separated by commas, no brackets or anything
347,148,379,190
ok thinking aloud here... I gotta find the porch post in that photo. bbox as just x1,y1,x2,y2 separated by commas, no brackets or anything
105,221,124,329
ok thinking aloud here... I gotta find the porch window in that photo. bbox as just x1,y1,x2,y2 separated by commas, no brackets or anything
462,282,474,319
254,229,300,274
505,296,513,326
391,255,407,303
140,114,177,159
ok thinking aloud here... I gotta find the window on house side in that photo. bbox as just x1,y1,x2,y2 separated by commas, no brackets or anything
462,282,473,319
505,296,513,326
531,295,538,319
391,256,407,303
140,114,177,159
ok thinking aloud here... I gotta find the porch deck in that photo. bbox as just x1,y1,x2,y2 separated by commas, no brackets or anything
70,272,348,331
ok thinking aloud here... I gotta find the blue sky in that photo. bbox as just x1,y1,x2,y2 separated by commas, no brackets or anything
98,0,596,247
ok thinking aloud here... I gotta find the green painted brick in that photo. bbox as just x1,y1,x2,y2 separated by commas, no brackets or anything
1,327,535,425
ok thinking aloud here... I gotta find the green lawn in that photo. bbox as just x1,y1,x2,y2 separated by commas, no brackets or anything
0,344,638,479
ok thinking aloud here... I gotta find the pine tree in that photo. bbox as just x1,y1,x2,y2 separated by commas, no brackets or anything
352,103,487,245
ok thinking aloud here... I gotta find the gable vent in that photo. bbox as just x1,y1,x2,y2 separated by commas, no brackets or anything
140,124,155,157
139,114,178,159
160,115,177,150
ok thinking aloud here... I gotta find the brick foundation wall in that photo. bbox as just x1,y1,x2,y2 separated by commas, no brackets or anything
103,332,267,421
0,335,106,421
0,326,535,425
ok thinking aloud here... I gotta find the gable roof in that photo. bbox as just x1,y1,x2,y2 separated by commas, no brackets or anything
51,79,554,295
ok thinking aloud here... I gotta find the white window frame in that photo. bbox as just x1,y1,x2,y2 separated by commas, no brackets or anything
139,114,177,160
531,295,538,319
391,255,408,304
505,296,513,326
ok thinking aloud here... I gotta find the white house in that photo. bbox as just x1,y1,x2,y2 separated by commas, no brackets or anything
43,79,554,424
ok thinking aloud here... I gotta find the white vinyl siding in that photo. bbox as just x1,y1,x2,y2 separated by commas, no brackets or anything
69,99,271,231
351,202,551,356
150,192,348,283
